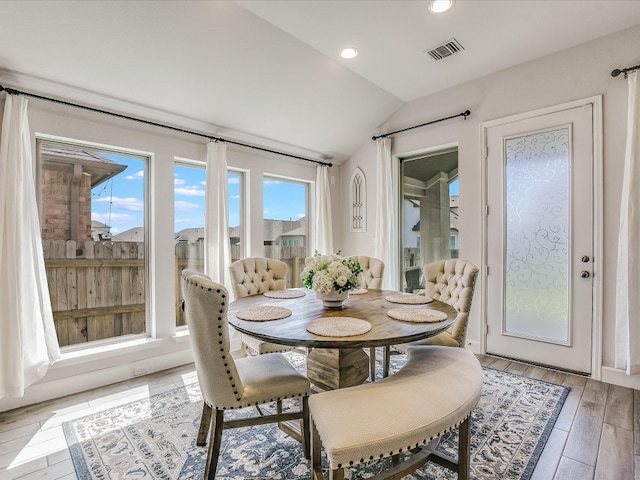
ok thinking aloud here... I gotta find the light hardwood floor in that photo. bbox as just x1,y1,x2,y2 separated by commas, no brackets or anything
0,354,637,480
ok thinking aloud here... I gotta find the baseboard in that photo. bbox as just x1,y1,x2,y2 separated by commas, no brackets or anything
600,366,640,390
465,340,481,354
0,350,194,412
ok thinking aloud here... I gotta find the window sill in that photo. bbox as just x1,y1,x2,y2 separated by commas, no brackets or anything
53,337,163,369
172,330,192,342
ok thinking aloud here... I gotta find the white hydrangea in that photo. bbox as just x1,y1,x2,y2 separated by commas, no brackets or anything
300,251,362,294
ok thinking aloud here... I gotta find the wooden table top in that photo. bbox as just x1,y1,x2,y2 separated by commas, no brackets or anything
228,288,456,349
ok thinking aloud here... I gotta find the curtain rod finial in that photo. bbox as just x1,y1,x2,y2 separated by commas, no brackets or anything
611,69,622,77
463,110,471,118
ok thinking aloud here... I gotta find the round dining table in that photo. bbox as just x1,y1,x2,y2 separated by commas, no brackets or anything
228,288,456,391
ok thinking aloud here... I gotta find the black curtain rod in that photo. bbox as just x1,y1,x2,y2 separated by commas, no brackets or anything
0,84,332,167
611,63,640,78
371,109,471,141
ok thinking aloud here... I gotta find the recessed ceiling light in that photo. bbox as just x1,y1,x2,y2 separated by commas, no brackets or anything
340,47,359,59
429,0,453,14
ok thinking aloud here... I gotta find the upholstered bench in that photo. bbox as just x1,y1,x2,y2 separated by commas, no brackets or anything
309,345,482,480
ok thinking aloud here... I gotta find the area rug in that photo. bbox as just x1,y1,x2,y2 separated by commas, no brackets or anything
64,353,569,480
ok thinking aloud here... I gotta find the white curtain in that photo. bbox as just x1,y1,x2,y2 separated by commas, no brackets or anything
374,138,400,290
0,95,61,398
315,165,333,255
615,70,640,375
204,141,232,294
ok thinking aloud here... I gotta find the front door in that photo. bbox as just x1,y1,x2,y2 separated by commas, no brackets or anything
485,102,595,374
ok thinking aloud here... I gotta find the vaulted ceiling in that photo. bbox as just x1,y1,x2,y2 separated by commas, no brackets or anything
1,1,639,163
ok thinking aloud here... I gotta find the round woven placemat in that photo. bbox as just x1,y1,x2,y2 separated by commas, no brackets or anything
349,288,368,295
262,290,306,299
385,293,433,304
306,317,372,337
387,308,448,323
236,306,292,322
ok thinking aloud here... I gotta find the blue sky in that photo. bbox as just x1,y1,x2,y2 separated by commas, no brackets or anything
92,154,306,234
92,153,456,235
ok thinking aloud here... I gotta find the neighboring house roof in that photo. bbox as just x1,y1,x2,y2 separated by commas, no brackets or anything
40,144,127,188
175,227,205,244
112,227,144,242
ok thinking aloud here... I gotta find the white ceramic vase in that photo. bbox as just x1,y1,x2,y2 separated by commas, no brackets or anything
316,289,348,308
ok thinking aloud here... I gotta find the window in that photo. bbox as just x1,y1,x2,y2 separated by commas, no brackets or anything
350,167,366,232
263,175,308,287
38,138,148,347
174,159,243,325
400,147,459,292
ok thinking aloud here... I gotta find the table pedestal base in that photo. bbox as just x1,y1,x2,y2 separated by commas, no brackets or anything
306,347,369,390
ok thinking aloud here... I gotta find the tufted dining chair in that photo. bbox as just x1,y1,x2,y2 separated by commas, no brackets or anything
386,259,479,376
181,269,310,479
229,257,295,356
350,255,385,289
350,255,385,381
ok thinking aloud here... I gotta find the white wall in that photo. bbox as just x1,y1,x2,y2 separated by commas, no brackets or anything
340,24,640,388
0,95,341,411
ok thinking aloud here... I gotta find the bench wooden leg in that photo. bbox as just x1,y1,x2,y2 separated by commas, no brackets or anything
458,416,471,480
329,468,345,480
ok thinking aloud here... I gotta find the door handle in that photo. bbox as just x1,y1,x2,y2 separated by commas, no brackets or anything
580,271,590,278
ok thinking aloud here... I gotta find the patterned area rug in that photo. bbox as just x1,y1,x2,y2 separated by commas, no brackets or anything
64,353,569,480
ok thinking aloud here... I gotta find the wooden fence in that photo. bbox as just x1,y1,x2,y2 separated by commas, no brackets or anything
43,240,145,347
45,240,310,345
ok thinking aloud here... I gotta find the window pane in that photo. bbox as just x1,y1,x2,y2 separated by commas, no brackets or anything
174,162,242,326
39,140,147,347
504,128,570,342
401,150,458,293
263,177,308,288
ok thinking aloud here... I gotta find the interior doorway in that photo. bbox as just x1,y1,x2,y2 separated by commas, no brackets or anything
400,146,459,293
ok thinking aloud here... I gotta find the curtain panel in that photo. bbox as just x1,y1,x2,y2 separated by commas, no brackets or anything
204,141,232,295
315,165,333,255
374,138,399,290
615,70,640,375
0,95,60,398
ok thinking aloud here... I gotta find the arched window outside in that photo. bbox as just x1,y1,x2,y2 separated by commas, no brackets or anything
350,167,366,232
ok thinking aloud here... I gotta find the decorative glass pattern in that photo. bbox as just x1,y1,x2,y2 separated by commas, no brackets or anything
351,168,366,232
504,127,570,343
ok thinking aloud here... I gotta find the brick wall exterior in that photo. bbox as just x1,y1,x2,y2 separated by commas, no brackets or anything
41,169,92,241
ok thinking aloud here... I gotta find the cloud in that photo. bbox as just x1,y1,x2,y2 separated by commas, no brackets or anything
296,213,305,219
263,179,283,187
228,176,240,184
174,178,186,186
91,212,134,224
230,194,240,200
125,170,144,180
94,196,143,211
175,200,201,212
175,186,205,197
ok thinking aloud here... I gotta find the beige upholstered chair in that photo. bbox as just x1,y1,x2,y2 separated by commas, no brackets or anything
181,269,310,480
350,255,385,289
390,258,479,359
350,255,385,381
229,257,294,356
310,346,482,480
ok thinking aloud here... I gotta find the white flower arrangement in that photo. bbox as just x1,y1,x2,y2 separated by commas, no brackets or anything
300,251,363,294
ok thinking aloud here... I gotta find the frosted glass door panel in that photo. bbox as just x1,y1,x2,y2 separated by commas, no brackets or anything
504,128,570,343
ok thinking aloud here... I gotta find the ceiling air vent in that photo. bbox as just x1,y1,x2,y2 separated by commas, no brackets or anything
424,38,464,61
